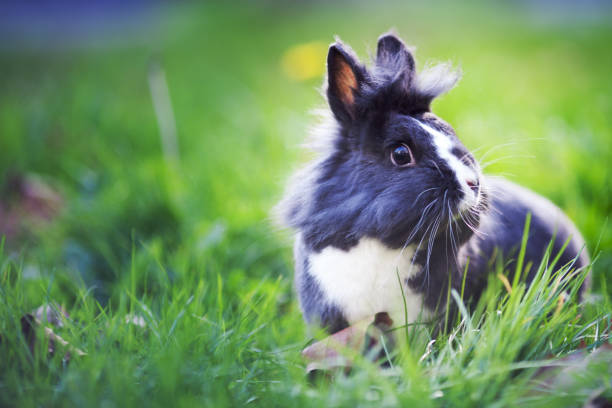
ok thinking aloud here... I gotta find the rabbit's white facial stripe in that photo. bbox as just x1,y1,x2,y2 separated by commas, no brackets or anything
416,121,479,206
307,238,430,326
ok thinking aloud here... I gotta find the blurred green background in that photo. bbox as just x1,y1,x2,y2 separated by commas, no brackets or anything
1,0,611,302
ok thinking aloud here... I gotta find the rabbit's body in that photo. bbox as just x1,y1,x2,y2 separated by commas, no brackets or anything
293,176,588,332
277,33,589,333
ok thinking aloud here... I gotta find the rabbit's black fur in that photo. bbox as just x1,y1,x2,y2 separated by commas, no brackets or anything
276,33,590,333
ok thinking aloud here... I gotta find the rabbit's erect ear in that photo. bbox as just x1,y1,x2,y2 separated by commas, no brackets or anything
327,43,366,124
376,33,415,89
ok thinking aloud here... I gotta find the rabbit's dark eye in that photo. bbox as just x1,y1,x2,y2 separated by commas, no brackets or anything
390,144,414,167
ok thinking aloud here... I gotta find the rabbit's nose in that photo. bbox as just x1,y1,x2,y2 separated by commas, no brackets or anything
466,179,479,194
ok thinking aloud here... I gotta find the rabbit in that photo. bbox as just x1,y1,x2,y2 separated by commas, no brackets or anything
275,33,590,334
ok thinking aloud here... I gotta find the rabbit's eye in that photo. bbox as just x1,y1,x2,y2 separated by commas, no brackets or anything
390,144,414,167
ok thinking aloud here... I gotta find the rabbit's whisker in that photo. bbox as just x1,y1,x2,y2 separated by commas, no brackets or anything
480,154,535,170
459,210,486,237
423,192,445,291
474,137,547,164
429,160,444,178
446,201,460,272
395,198,438,272
411,188,439,209
411,216,438,290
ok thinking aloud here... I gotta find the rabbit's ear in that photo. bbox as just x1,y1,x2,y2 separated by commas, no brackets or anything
376,33,415,89
327,42,366,124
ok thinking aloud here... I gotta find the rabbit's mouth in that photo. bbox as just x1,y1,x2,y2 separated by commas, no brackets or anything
444,179,487,240
434,178,483,236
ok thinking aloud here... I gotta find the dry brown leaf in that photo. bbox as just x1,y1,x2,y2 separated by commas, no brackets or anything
302,312,395,374
20,308,86,362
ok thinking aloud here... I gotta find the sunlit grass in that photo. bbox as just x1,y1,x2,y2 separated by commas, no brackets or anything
0,225,608,406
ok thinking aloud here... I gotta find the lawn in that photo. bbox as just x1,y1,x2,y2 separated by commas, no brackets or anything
0,1,611,406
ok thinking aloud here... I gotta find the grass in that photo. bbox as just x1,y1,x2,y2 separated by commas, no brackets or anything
0,1,611,406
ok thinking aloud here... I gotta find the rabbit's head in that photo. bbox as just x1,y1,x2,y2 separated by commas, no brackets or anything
278,33,485,252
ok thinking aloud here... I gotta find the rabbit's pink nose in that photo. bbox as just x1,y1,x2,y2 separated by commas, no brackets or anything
466,179,479,194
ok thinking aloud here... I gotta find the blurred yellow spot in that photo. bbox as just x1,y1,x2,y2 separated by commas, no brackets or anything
281,41,327,81
497,273,512,294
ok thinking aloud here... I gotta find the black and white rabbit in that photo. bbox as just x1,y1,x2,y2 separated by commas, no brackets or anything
276,33,590,333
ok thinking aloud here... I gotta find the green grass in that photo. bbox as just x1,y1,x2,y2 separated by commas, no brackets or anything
0,1,611,406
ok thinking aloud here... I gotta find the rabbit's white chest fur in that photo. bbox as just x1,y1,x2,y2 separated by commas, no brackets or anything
308,238,430,326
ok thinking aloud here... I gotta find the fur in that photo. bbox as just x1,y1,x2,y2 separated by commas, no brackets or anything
275,32,590,333
306,236,430,326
